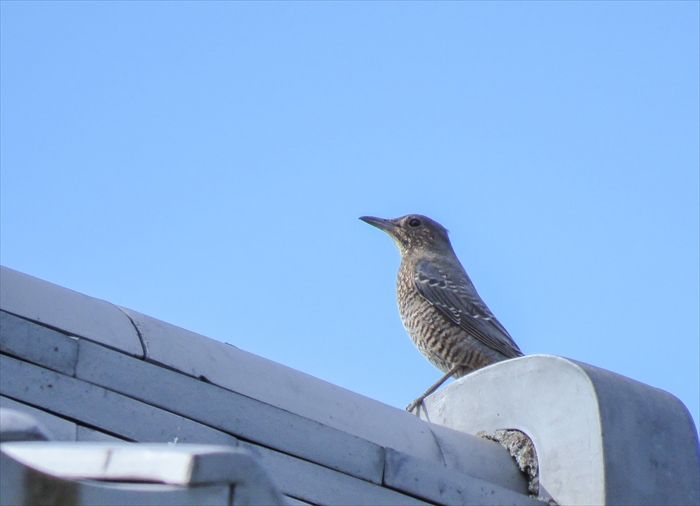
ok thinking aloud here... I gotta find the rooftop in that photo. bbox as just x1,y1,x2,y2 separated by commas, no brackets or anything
1,265,698,505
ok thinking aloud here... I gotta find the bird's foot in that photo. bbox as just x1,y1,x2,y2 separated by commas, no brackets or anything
405,365,461,416
406,396,427,415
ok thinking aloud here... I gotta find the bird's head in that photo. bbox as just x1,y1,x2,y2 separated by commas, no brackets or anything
359,214,453,257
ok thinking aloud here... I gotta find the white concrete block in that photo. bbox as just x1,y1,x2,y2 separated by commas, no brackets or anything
3,443,286,505
0,448,232,506
422,354,700,506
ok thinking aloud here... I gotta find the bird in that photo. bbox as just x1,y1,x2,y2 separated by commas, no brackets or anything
360,214,523,413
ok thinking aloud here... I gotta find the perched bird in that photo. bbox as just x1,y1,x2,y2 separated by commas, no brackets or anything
360,214,523,412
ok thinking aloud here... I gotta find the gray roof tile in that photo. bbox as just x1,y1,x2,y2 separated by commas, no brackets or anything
1,310,79,376
384,447,541,505
0,267,143,357
0,266,539,505
241,441,431,506
0,396,77,441
75,338,384,484
0,354,238,446
119,305,520,487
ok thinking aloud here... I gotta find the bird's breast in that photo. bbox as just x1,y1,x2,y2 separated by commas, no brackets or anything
395,261,499,376
396,263,450,365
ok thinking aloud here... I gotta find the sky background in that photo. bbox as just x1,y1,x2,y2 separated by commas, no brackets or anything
1,2,698,430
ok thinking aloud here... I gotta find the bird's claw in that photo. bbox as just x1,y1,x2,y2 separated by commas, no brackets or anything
406,397,426,415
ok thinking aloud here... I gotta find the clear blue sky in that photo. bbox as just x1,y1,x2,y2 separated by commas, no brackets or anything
2,2,698,430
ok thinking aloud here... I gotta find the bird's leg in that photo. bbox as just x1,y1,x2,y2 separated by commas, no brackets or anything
406,364,461,414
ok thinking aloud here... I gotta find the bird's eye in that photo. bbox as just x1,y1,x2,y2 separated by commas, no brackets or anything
408,218,422,228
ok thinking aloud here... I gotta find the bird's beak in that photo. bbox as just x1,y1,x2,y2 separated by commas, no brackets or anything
359,216,397,234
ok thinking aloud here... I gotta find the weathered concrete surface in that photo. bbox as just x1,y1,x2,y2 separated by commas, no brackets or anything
382,447,543,506
1,266,539,504
0,408,53,442
0,355,239,447
477,429,540,498
1,442,286,506
420,354,700,506
0,310,79,376
75,338,386,484
0,266,143,357
117,305,527,494
1,398,75,441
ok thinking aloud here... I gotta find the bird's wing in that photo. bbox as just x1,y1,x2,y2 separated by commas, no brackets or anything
414,261,523,359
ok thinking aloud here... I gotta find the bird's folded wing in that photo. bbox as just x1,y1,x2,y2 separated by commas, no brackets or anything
414,261,523,359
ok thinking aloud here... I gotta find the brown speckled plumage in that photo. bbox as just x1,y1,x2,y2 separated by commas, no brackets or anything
360,214,523,410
